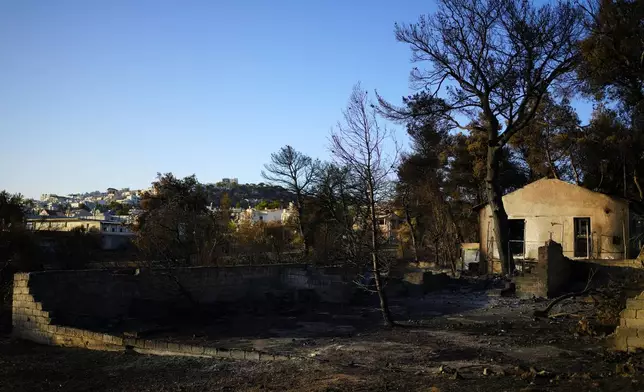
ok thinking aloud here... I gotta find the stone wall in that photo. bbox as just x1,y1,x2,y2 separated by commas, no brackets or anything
515,241,571,298
12,272,125,350
12,264,355,350
613,293,644,351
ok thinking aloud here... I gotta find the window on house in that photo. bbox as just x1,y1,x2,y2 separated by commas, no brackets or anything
508,219,525,257
119,227,123,232
574,217,591,258
378,219,385,225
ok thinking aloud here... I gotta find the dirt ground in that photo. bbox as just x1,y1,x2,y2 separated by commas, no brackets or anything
3,286,644,391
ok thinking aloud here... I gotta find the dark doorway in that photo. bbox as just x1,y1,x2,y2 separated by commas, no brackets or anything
508,219,525,257
574,217,591,258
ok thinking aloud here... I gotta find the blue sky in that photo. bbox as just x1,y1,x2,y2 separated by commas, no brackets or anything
0,0,593,198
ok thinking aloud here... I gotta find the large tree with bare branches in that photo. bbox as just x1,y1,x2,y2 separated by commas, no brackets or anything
262,145,317,255
381,0,585,273
331,83,399,327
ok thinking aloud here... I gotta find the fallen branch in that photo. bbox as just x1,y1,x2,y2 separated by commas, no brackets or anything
548,312,584,319
534,269,597,318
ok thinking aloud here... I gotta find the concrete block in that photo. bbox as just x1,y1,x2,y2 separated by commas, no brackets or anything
83,331,101,341
14,279,27,287
50,334,66,346
15,305,31,315
70,337,86,347
14,294,27,302
230,350,245,360
152,341,168,351
622,309,637,319
179,344,194,354
167,343,181,353
624,318,644,329
190,345,205,355
67,328,84,337
615,326,638,338
16,310,32,320
123,338,136,347
628,336,644,349
13,273,29,282
636,310,644,319
216,348,230,358
32,331,51,345
13,287,26,295
627,299,644,310
245,351,260,360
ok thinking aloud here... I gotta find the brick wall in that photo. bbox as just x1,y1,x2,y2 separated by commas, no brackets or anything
12,264,355,350
515,240,570,298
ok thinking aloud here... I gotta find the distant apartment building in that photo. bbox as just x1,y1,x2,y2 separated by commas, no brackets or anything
27,216,134,250
68,209,92,218
40,194,71,204
220,178,239,187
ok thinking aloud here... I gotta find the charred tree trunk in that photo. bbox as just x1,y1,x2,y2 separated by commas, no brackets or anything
486,143,513,275
368,179,394,328
635,169,643,201
570,154,581,185
404,205,419,263
545,147,559,180
295,198,309,256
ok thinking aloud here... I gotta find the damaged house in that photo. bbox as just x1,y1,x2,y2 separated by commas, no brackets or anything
475,179,644,273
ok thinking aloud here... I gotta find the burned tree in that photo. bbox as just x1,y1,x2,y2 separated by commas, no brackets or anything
135,173,227,267
331,83,399,327
262,146,317,255
382,0,585,274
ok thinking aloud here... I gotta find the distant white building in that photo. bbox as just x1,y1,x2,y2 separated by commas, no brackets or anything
237,203,297,224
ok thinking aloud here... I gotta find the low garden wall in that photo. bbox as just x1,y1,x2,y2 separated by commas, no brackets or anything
11,264,356,352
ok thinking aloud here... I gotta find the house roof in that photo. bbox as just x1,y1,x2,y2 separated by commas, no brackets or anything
40,209,64,216
471,178,634,211
27,217,124,224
